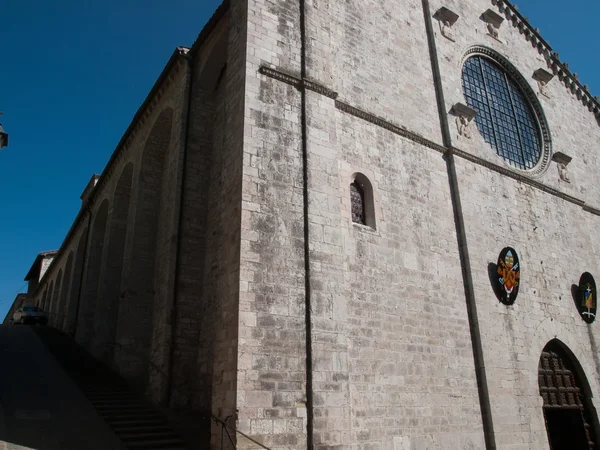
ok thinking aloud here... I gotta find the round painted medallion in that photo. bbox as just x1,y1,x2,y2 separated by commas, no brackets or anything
577,272,596,324
496,247,520,305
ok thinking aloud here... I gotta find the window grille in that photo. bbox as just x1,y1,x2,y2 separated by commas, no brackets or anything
462,55,542,170
350,181,365,225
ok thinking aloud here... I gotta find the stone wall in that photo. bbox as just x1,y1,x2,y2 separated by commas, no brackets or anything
22,1,600,448
431,0,600,447
236,0,308,448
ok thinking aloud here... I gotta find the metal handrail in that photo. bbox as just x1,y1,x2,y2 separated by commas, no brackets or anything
211,415,271,450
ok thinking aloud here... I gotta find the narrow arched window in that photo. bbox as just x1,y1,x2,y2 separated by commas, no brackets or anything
350,174,376,229
350,181,366,225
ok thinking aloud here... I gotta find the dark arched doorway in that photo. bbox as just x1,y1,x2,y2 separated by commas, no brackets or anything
539,340,599,449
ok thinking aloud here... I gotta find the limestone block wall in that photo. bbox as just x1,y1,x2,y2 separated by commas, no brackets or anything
429,0,600,447
455,158,600,448
305,0,444,145
238,0,486,447
302,94,485,449
236,0,308,448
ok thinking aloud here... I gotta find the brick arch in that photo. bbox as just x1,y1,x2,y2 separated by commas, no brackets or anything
76,200,109,348
50,269,63,326
116,108,174,384
93,163,134,365
65,228,89,334
57,251,74,331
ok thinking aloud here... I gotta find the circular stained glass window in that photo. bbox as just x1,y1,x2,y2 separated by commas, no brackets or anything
461,55,543,171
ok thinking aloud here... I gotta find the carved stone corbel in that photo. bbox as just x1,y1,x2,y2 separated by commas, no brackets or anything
482,9,505,41
533,68,554,98
434,7,460,42
451,103,477,139
552,152,572,183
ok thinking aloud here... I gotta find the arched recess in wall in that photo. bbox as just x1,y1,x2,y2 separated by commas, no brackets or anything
51,270,63,327
76,200,109,348
115,108,173,384
57,252,74,331
165,37,228,409
94,163,133,366
350,173,376,229
40,289,48,310
539,339,600,449
65,229,88,334
46,280,54,314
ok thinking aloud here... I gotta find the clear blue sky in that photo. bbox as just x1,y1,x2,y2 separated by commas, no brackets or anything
0,0,598,319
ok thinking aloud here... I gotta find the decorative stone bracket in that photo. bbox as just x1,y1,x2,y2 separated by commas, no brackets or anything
533,68,554,98
482,9,505,41
451,103,477,139
434,7,460,42
552,152,573,183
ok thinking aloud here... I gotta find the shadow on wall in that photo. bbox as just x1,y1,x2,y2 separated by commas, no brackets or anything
488,262,503,302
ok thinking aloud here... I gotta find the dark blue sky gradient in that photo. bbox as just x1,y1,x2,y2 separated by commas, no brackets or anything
0,0,598,319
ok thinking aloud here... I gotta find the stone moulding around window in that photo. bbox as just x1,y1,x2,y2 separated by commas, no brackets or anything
462,46,552,177
490,0,600,122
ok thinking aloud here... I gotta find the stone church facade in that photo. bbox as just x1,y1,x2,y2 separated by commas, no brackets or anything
18,0,600,448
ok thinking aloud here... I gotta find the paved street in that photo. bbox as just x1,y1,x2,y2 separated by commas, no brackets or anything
0,325,123,450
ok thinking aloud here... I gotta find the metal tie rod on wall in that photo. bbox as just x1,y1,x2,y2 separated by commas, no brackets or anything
211,415,271,449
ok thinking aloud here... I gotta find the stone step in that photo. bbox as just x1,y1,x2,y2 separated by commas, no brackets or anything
125,437,186,448
32,327,189,449
94,404,150,412
109,419,166,428
120,431,181,441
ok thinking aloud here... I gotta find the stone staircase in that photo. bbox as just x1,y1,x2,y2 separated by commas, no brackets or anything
32,327,189,450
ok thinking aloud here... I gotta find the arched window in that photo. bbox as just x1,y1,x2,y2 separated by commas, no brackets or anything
350,181,365,225
461,51,550,172
350,173,375,229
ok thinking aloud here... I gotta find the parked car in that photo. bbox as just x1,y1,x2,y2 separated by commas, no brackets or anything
13,306,48,325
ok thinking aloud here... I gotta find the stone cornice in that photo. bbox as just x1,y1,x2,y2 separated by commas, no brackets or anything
35,48,189,295
334,100,445,153
259,67,338,99
449,147,586,208
491,0,600,119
